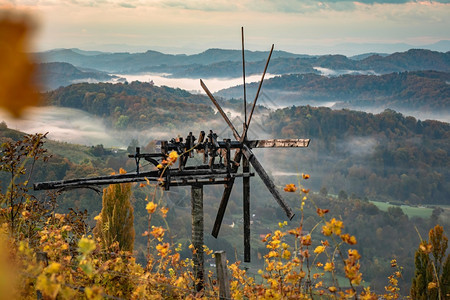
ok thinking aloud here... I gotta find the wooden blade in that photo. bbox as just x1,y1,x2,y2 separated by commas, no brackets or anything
200,79,241,141
212,178,235,238
242,44,274,141
241,144,295,220
243,156,251,262
247,139,310,148
212,150,243,238
242,27,247,126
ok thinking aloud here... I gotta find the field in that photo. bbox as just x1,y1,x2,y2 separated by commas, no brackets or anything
370,200,434,219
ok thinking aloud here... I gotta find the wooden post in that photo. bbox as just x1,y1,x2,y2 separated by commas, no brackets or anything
215,251,231,300
191,184,204,292
243,157,251,262
36,252,48,299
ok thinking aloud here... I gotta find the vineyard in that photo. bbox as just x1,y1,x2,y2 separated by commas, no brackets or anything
0,133,448,299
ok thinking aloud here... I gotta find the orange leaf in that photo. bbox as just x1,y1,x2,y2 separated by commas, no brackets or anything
0,13,41,118
283,183,297,192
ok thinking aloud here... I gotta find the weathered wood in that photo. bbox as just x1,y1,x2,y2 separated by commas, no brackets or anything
247,138,310,148
36,251,48,300
215,251,231,300
244,44,274,135
242,144,295,220
242,27,247,126
191,185,204,292
243,156,251,262
212,149,243,238
200,79,241,141
34,166,244,191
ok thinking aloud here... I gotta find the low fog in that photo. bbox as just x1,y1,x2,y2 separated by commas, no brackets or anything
114,73,276,93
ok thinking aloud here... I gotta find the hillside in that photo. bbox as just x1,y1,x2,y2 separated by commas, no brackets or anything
216,70,450,120
37,62,121,91
43,81,215,130
263,106,449,205
40,81,449,205
1,118,447,295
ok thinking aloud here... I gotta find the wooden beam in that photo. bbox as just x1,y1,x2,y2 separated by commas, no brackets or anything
247,139,310,148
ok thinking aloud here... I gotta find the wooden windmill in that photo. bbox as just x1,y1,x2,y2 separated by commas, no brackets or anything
34,28,310,291
199,28,310,262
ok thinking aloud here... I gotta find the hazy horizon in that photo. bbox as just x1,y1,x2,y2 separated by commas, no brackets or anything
4,1,449,56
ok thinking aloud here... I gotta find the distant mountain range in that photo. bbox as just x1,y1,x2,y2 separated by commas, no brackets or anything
34,48,306,74
34,48,450,78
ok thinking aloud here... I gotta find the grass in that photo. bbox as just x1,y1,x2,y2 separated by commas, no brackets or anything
45,140,95,164
369,200,434,219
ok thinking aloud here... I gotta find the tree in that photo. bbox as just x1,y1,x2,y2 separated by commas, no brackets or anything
338,190,348,200
94,168,135,252
0,133,49,233
319,186,328,197
411,225,450,299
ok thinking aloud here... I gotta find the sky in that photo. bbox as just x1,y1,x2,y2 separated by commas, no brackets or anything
2,0,450,55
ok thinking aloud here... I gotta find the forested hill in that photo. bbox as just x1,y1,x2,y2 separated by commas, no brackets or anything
44,81,215,130
216,70,450,118
37,62,120,91
263,106,449,204
42,80,449,204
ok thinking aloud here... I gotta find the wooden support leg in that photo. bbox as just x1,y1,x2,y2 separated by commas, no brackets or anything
191,184,204,292
215,251,231,300
243,157,251,262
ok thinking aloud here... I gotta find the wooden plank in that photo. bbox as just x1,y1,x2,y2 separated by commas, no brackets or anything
215,251,231,300
247,139,310,148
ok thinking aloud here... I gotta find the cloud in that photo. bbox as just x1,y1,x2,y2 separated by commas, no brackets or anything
145,0,450,13
119,3,135,8
9,0,450,14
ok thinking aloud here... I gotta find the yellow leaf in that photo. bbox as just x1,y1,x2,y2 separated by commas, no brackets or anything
428,282,437,289
46,262,62,274
78,237,96,255
324,262,334,272
146,201,157,214
314,245,325,254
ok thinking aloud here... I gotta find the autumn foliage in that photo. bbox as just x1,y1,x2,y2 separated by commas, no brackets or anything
0,133,449,299
93,168,135,252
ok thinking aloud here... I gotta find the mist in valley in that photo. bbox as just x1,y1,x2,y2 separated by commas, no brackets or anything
112,72,276,93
